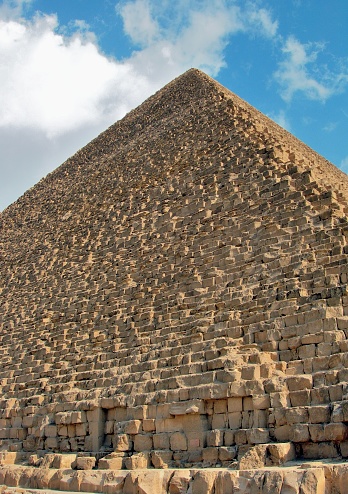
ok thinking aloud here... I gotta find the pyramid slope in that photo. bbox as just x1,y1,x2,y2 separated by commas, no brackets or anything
0,69,348,471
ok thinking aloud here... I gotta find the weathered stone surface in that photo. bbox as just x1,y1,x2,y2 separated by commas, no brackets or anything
0,68,348,493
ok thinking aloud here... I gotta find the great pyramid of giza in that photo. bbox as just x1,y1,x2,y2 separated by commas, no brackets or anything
1,68,348,493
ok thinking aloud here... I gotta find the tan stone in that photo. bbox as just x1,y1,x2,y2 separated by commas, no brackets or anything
76,456,96,470
300,468,325,494
168,470,192,494
268,442,295,465
98,452,125,470
192,471,215,494
124,452,149,470
238,445,268,470
170,432,187,451
150,450,172,469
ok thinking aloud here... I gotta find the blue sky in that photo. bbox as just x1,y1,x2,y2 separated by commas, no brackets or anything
0,0,347,211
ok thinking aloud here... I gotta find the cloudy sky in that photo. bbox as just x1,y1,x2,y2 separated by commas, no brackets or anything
0,0,347,211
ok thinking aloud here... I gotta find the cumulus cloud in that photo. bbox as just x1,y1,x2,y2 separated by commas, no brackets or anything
0,14,153,137
274,35,348,102
0,0,279,210
118,0,278,77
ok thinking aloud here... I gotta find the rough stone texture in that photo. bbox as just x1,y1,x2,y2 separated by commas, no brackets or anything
1,68,348,492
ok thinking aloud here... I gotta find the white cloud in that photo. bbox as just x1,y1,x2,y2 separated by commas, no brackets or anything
274,35,348,102
245,5,278,38
117,0,278,77
118,0,160,47
0,14,154,138
323,122,337,132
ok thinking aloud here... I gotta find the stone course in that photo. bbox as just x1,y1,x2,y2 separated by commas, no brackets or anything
0,68,348,492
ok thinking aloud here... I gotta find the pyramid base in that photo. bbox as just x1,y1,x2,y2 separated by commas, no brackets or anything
1,460,347,493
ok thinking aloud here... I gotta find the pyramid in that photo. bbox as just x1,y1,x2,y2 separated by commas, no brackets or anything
1,68,348,492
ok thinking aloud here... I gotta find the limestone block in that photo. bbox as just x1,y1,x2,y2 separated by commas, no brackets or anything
324,422,348,441
105,421,114,435
68,424,76,438
71,411,86,424
57,424,68,437
113,407,127,422
274,425,290,442
150,450,173,469
76,456,96,470
186,431,206,451
202,447,218,464
76,422,88,436
156,417,183,433
188,449,203,463
55,412,71,425
98,453,124,470
289,390,310,407
153,433,170,450
124,419,142,434
270,392,291,408
285,407,309,425
52,453,77,469
169,399,204,416
40,453,56,468
207,429,223,447
22,415,34,428
224,430,234,446
44,424,57,437
124,452,149,470
309,424,326,442
281,471,303,494
0,452,17,465
234,429,247,445
59,471,82,492
238,444,268,470
103,471,127,494
258,471,283,494
59,438,72,452
241,365,260,380
79,471,105,492
311,387,330,405
268,442,295,465
287,375,313,391
142,419,156,432
134,434,153,452
212,413,227,429
113,433,132,452
302,442,339,459
289,424,309,443
308,405,330,424
168,470,192,494
247,428,270,444
214,400,227,414
252,395,271,410
228,397,243,412
192,471,215,494
170,432,187,451
300,469,325,494
329,384,343,402
218,446,236,462
136,470,172,494
45,437,59,449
